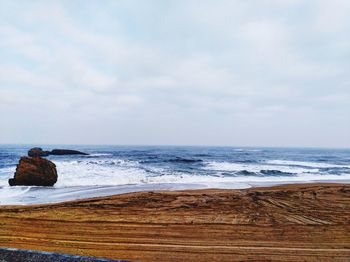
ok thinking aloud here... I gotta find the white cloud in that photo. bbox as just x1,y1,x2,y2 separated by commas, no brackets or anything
312,0,350,33
0,0,349,146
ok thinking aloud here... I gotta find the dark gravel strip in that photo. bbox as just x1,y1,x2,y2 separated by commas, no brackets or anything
0,248,129,262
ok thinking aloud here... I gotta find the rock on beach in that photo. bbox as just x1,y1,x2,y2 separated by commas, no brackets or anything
8,156,58,186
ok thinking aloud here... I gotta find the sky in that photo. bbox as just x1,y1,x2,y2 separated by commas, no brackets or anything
0,0,349,147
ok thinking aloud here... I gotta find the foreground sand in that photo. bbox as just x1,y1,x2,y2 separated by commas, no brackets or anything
0,183,349,261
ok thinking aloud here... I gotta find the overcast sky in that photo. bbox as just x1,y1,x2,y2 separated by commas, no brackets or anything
0,0,349,147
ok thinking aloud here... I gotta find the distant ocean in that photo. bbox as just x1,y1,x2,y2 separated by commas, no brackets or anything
1,145,350,205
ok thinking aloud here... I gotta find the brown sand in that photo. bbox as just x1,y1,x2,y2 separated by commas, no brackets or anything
0,183,349,261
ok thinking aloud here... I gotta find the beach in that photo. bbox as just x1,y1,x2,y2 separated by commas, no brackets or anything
1,183,349,261
2,0,350,260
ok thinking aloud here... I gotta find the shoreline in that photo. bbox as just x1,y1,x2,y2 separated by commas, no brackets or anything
1,182,350,261
1,179,350,205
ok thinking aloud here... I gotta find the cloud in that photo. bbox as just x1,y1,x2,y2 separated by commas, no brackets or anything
312,0,350,33
0,0,349,146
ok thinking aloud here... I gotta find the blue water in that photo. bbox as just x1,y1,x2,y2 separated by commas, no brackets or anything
1,145,350,204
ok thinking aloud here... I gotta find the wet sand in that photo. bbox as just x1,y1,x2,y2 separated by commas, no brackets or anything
0,183,349,261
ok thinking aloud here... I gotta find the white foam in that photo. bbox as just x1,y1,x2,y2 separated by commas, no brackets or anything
84,153,113,157
146,172,350,185
55,159,147,187
0,182,252,205
0,166,16,174
54,157,350,187
0,166,16,186
2,157,350,203
54,159,252,187
2,157,349,189
266,160,350,168
54,158,350,188
233,149,262,152
0,186,31,201
2,171,350,205
2,156,350,205
203,161,317,174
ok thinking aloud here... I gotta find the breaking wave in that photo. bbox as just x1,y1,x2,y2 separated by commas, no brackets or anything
1,146,350,204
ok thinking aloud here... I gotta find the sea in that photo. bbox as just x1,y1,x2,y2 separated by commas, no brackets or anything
1,145,350,205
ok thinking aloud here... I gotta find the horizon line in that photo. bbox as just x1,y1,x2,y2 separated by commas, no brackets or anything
0,143,349,150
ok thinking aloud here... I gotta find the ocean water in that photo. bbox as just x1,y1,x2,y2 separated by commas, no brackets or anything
1,145,350,205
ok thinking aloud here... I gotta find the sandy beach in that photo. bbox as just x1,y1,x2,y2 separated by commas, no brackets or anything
0,183,349,261
2,0,350,260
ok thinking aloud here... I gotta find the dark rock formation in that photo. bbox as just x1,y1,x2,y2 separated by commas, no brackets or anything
9,157,58,186
28,147,50,157
50,149,88,155
27,148,88,157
